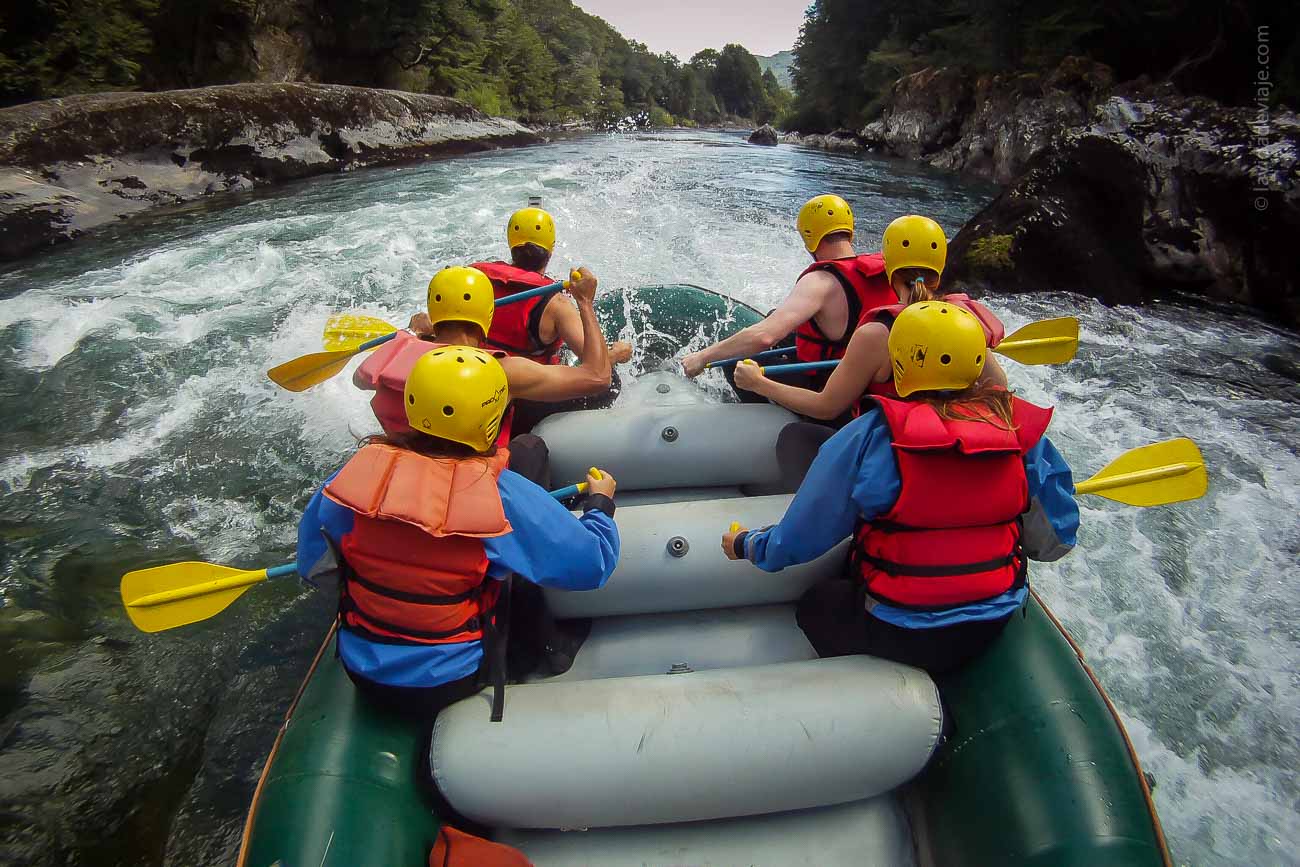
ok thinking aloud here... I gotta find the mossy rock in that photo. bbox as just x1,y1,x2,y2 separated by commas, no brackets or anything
966,234,1015,271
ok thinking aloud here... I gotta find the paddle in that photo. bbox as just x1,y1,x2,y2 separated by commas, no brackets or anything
121,471,608,633
725,437,1208,540
1072,437,1206,506
715,317,1080,375
269,279,570,392
705,346,796,369
322,313,397,351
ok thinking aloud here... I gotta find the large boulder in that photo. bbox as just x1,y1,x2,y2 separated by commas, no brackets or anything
748,124,779,146
0,83,540,261
947,89,1300,326
861,57,1114,182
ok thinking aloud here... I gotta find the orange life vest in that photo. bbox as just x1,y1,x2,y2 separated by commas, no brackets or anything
353,332,514,445
472,261,563,364
323,444,513,645
793,254,896,387
853,395,1053,611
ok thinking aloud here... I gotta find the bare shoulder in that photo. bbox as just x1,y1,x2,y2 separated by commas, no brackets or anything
793,268,840,297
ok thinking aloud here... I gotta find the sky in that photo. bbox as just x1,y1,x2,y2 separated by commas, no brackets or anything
572,0,807,60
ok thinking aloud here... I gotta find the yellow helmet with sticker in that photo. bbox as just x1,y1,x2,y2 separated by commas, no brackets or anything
796,194,854,253
404,346,509,451
888,301,986,397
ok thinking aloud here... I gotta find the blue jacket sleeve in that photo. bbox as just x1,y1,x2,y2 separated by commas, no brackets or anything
746,412,901,571
295,471,353,585
484,470,620,590
1020,436,1079,561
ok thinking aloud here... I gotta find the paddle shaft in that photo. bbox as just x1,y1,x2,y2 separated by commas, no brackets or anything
1074,462,1202,496
707,346,796,369
125,562,297,609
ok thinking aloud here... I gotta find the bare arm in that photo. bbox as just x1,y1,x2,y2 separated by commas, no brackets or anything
548,296,632,364
681,271,840,376
503,268,611,401
734,322,891,419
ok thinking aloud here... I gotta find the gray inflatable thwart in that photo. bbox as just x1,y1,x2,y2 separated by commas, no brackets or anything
545,495,847,618
432,656,943,829
535,402,797,492
498,796,915,867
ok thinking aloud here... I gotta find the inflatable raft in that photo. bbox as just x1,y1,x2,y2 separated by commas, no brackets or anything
238,288,1171,867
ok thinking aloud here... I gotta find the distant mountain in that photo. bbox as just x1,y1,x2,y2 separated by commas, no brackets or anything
756,50,794,90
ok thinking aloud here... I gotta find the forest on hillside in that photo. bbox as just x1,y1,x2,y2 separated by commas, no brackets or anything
0,0,789,125
785,0,1298,132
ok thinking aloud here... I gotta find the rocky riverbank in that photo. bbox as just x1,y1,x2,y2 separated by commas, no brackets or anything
0,83,540,261
775,58,1298,326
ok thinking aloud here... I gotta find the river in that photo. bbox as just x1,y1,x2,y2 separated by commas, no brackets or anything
0,131,1295,866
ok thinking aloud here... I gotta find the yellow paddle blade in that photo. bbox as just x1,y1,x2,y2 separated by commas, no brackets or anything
1073,438,1207,507
120,562,269,633
267,347,358,392
322,313,397,352
994,317,1079,365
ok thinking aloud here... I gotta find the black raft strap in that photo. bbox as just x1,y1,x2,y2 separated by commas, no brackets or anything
483,577,513,723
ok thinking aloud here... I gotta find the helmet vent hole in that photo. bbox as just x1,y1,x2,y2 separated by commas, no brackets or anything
902,239,910,247
477,356,487,364
931,241,938,249
535,224,541,230
940,354,951,365
463,293,471,301
434,294,442,302
976,354,983,364
442,405,454,416
408,395,415,404
827,210,834,215
940,307,948,313
456,356,465,363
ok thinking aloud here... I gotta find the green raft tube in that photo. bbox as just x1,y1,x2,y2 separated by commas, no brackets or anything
238,286,1170,867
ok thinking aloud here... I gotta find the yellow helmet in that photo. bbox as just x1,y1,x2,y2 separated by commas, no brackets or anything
796,195,855,253
888,301,986,397
404,346,509,451
882,215,947,282
427,266,495,334
506,207,556,253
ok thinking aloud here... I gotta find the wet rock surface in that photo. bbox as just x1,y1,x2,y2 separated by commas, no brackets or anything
0,83,539,262
947,91,1300,327
859,57,1114,183
747,124,778,146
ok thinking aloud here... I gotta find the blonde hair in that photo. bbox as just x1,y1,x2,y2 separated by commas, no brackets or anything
921,381,1017,430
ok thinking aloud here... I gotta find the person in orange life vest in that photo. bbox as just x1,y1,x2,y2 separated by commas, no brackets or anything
680,194,897,404
297,347,619,716
721,302,1079,674
735,216,1009,473
356,266,612,483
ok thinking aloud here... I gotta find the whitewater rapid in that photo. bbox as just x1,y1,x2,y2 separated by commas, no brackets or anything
0,131,1295,865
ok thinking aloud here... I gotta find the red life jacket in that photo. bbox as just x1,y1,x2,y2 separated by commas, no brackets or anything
472,261,563,365
353,332,514,445
853,395,1053,611
850,295,1007,417
793,254,896,383
323,444,513,645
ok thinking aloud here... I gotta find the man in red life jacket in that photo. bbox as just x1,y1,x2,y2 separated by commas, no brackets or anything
410,207,630,432
681,194,897,396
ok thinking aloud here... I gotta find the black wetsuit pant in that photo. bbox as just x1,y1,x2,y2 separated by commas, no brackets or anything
795,578,1014,675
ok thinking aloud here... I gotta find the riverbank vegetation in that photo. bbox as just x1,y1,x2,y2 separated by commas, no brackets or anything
783,0,1297,132
0,0,789,125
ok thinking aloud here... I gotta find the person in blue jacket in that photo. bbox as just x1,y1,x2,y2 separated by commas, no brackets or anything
297,346,619,719
722,302,1079,673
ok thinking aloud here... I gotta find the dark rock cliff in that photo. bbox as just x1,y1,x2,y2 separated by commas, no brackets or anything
0,83,540,261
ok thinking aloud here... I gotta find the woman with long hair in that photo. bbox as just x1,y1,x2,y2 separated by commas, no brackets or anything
722,302,1078,673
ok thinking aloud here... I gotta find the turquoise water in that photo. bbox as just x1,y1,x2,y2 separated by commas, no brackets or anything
0,131,1295,865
